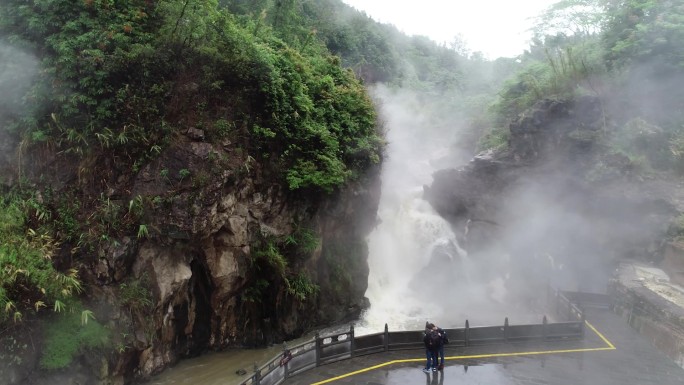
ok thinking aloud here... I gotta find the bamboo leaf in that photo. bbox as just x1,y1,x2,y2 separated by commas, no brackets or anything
81,309,95,325
54,300,65,313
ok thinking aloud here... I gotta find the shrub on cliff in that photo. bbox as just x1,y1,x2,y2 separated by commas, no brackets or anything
0,193,83,323
40,307,109,369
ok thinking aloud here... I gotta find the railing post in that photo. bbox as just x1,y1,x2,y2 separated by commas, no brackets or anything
580,306,586,338
504,317,509,342
350,324,355,358
282,342,289,379
542,315,548,340
384,323,389,352
465,320,470,347
253,361,261,385
315,332,321,367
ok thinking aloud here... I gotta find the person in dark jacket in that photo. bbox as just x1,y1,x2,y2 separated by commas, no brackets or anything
431,324,447,370
423,322,440,372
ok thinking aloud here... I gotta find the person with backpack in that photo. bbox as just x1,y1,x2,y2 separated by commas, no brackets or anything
431,324,448,370
422,322,435,372
422,322,442,372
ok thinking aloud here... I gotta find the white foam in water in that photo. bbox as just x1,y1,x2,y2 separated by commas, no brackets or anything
357,192,459,334
356,86,467,335
355,86,542,336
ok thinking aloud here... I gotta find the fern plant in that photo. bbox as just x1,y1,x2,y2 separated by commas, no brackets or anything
0,194,84,324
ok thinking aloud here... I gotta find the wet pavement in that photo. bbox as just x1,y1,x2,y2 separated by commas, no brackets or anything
284,308,684,385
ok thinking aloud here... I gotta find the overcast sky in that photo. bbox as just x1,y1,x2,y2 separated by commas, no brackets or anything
341,0,557,58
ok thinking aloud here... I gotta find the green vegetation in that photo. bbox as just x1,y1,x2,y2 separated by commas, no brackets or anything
477,126,510,153
41,309,109,369
494,42,603,122
248,229,320,303
243,278,270,303
285,226,320,254
0,0,382,195
0,193,82,323
602,0,684,71
118,274,155,348
482,0,684,173
608,118,668,170
119,274,154,314
287,272,319,302
670,213,684,242
251,233,288,278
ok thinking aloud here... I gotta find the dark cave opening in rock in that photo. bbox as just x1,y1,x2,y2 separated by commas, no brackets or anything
188,259,214,356
172,301,189,355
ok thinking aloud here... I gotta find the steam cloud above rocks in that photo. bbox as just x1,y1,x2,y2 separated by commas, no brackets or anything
360,81,676,335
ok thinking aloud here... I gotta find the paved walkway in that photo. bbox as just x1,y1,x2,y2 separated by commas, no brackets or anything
284,308,684,385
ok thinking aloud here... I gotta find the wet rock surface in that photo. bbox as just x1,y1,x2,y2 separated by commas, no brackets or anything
611,262,684,368
102,138,382,381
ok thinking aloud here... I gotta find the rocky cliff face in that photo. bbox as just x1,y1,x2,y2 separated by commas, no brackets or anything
425,96,681,297
2,128,380,384
114,135,379,383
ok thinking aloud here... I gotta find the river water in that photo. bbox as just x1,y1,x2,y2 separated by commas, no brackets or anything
149,85,537,385
147,346,282,385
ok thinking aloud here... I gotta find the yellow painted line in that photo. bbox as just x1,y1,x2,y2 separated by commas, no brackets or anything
310,361,402,385
310,320,616,385
585,320,616,349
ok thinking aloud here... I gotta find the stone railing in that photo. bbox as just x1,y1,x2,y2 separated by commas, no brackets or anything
238,286,587,385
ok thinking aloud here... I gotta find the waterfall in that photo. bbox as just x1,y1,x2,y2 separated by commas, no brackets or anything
355,86,540,336
356,86,468,334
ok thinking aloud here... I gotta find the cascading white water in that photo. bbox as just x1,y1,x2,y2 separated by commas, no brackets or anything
356,86,469,334
356,86,540,335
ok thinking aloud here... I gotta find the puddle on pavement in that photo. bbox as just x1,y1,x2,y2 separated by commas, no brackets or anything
386,364,517,385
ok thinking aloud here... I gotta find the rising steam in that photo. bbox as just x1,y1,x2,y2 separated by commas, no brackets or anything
0,42,39,183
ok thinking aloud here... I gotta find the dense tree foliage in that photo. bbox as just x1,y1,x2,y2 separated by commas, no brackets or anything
0,0,381,194
603,0,684,70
